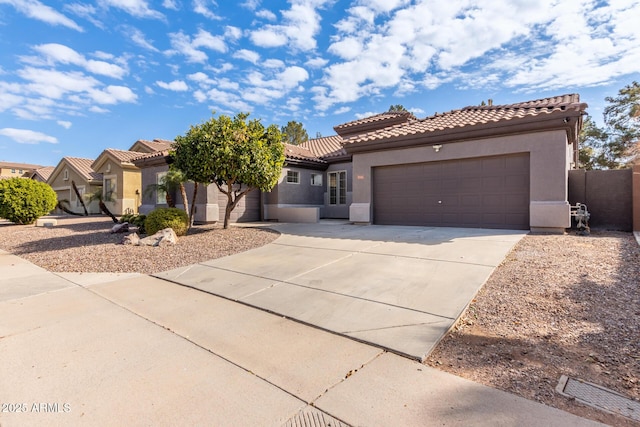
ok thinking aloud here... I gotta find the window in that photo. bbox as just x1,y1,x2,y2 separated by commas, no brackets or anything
286,170,299,184
311,173,322,186
75,186,85,208
156,172,167,204
329,171,346,205
104,178,115,198
11,169,15,174
63,169,69,180
18,169,23,174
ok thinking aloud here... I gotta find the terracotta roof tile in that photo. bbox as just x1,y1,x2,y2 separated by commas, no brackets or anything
344,94,587,145
284,143,325,164
132,139,174,152
132,150,170,162
104,149,146,164
0,161,43,170
64,157,102,181
31,166,55,181
299,135,346,159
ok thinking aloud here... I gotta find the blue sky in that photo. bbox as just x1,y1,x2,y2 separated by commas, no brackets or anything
1,0,639,167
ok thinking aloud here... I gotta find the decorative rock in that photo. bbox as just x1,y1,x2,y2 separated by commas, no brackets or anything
36,218,57,227
138,228,178,247
111,222,129,233
121,233,140,245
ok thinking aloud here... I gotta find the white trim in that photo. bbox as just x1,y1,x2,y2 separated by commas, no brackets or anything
286,170,300,184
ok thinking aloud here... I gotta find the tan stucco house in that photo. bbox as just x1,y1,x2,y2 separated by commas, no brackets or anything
0,161,43,180
28,166,55,182
47,157,103,214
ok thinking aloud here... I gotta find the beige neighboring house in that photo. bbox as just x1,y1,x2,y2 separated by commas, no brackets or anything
47,157,103,214
0,161,43,180
28,166,55,182
128,139,173,154
91,149,146,215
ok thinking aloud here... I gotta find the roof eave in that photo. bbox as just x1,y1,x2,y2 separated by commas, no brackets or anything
284,158,328,170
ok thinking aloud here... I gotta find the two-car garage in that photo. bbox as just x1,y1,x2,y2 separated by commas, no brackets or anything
372,154,530,230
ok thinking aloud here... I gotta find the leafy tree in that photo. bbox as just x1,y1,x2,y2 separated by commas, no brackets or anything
388,104,408,112
143,168,187,209
86,187,118,223
0,178,57,224
580,81,640,169
173,112,285,229
281,120,308,145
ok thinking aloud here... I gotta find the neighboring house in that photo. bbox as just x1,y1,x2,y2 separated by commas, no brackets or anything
29,166,55,182
47,157,103,214
90,139,171,216
133,94,587,232
91,149,145,215
0,161,43,180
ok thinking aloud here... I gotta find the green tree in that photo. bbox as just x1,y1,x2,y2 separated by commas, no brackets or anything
281,120,308,145
388,104,408,112
580,81,640,169
173,112,285,229
143,168,188,212
0,178,57,224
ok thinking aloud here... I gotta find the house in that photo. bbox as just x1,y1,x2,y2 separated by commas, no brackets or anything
90,140,172,216
29,166,55,182
133,94,586,232
47,157,103,214
0,161,43,179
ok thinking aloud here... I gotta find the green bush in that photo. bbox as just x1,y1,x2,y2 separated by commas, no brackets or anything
0,178,57,225
144,207,188,236
119,213,147,234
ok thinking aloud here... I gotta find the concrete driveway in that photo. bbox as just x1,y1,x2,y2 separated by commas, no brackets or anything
156,223,526,361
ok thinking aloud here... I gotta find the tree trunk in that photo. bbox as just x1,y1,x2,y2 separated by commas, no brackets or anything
100,201,118,223
179,183,189,218
71,180,89,216
56,201,84,216
165,191,175,208
188,182,198,229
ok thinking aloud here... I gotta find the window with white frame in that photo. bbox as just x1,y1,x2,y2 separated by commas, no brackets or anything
311,173,322,186
286,170,299,184
156,171,167,204
63,169,69,180
329,171,346,205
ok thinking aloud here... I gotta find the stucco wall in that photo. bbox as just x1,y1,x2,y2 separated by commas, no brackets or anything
49,167,101,214
349,130,572,231
138,164,173,214
324,162,352,219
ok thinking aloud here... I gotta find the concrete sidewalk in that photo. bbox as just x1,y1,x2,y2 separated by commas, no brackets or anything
0,249,603,426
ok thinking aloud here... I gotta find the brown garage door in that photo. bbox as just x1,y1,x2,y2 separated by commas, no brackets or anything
373,154,530,229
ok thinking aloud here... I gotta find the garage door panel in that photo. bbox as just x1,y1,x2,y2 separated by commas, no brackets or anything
373,154,530,229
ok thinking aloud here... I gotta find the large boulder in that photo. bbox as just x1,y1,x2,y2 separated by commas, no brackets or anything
138,228,178,247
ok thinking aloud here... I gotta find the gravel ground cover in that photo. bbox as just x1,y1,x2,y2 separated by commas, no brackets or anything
0,216,280,274
2,217,638,425
425,231,640,426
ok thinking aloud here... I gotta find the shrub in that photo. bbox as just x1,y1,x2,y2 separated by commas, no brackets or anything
120,213,147,234
144,207,188,236
0,178,57,225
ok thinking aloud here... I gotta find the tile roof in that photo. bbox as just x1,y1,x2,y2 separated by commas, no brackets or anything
104,149,146,164
284,143,326,164
31,166,55,181
63,157,102,181
344,94,587,145
299,135,346,159
132,150,171,163
334,111,417,137
0,161,43,170
131,139,174,152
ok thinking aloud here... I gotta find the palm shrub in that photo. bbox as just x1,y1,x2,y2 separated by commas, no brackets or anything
144,207,188,236
0,178,57,224
119,213,147,234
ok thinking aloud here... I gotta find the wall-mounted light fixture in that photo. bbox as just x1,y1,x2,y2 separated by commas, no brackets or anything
433,144,442,152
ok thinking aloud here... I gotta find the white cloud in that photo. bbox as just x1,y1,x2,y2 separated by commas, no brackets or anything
156,80,189,91
88,85,137,104
224,26,242,40
241,0,260,10
57,120,72,129
31,43,127,79
233,49,260,64
249,0,330,51
129,27,159,52
193,0,220,20
256,9,276,20
0,128,58,144
64,3,103,28
333,106,351,114
263,59,284,69
98,0,164,19
162,0,179,10
1,0,83,31
89,106,110,113
201,88,251,111
166,30,226,63
305,57,328,68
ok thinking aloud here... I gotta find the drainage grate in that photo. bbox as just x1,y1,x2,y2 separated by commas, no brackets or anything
556,375,640,421
283,406,350,427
